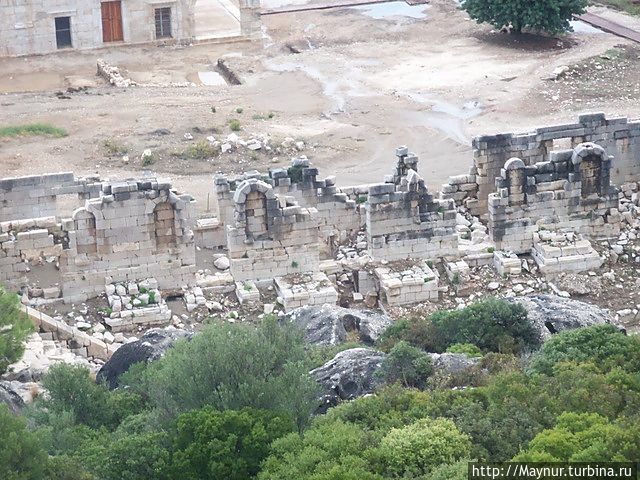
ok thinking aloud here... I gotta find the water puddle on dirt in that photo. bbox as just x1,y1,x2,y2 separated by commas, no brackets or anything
197,71,227,86
351,1,429,20
264,58,377,113
569,20,605,34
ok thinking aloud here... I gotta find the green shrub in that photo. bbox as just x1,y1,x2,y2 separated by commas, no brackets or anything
287,164,304,183
171,407,296,480
183,140,219,159
446,343,483,358
0,286,34,375
378,341,433,389
141,317,318,429
378,417,471,477
379,298,538,355
228,119,241,131
528,324,640,376
0,404,47,479
103,139,128,156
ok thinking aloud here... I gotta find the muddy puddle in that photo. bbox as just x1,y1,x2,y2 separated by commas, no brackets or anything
351,1,429,20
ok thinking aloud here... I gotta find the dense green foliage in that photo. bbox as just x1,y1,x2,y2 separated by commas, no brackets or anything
172,408,295,480
378,418,471,477
2,308,638,479
514,412,640,461
378,341,433,388
528,324,640,375
0,287,34,375
462,0,588,34
0,404,47,480
378,298,539,355
446,343,483,357
136,317,318,429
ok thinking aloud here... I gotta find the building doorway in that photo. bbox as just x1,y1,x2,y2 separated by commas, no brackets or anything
55,17,72,49
101,1,124,42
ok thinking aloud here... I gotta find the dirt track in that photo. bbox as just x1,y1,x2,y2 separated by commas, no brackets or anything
1,0,639,214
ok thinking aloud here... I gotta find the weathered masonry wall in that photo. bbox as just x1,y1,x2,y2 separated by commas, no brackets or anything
367,149,458,261
226,179,320,282
214,158,363,252
0,173,101,221
1,0,190,57
459,113,640,217
489,143,620,253
60,180,197,301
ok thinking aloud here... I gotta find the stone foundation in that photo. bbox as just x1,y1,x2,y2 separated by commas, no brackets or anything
274,272,339,312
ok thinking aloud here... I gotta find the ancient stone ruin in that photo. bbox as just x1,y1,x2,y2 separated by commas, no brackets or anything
2,112,640,365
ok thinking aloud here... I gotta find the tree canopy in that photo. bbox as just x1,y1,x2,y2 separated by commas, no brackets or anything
462,0,588,35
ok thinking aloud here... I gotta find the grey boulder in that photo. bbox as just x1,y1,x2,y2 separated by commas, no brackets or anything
288,304,392,346
429,352,480,374
97,328,192,389
0,381,25,414
508,294,616,340
311,347,386,412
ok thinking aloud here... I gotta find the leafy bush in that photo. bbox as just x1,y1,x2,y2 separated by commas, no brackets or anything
378,298,538,355
378,341,433,388
513,412,640,461
446,343,483,358
183,140,219,159
228,119,241,131
172,407,295,480
34,364,144,430
258,420,383,480
140,317,318,429
0,404,47,479
462,0,587,34
378,418,471,477
0,287,34,375
528,324,640,376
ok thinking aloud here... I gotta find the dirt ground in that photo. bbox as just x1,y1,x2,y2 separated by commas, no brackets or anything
1,0,640,215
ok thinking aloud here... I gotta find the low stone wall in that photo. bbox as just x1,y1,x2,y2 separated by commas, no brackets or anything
22,305,115,361
0,172,101,222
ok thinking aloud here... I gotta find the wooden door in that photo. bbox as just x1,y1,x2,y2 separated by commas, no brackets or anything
101,1,123,43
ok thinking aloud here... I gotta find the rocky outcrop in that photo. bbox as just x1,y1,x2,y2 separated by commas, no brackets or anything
429,352,480,374
508,294,616,340
288,305,392,346
0,381,25,414
97,328,191,389
310,348,386,412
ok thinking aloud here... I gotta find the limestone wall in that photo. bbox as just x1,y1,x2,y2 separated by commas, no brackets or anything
226,179,321,282
22,305,115,361
59,179,197,302
366,166,458,262
489,143,620,253
214,158,363,251
467,113,640,217
0,172,101,221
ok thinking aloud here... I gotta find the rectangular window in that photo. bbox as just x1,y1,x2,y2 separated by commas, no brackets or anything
55,16,72,49
155,8,172,39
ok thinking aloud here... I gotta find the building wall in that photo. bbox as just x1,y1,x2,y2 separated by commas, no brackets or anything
488,143,620,254
0,0,192,57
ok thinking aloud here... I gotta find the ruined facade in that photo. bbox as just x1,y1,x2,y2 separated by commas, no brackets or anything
1,174,196,303
488,142,620,254
366,148,458,262
444,113,640,217
0,0,261,57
